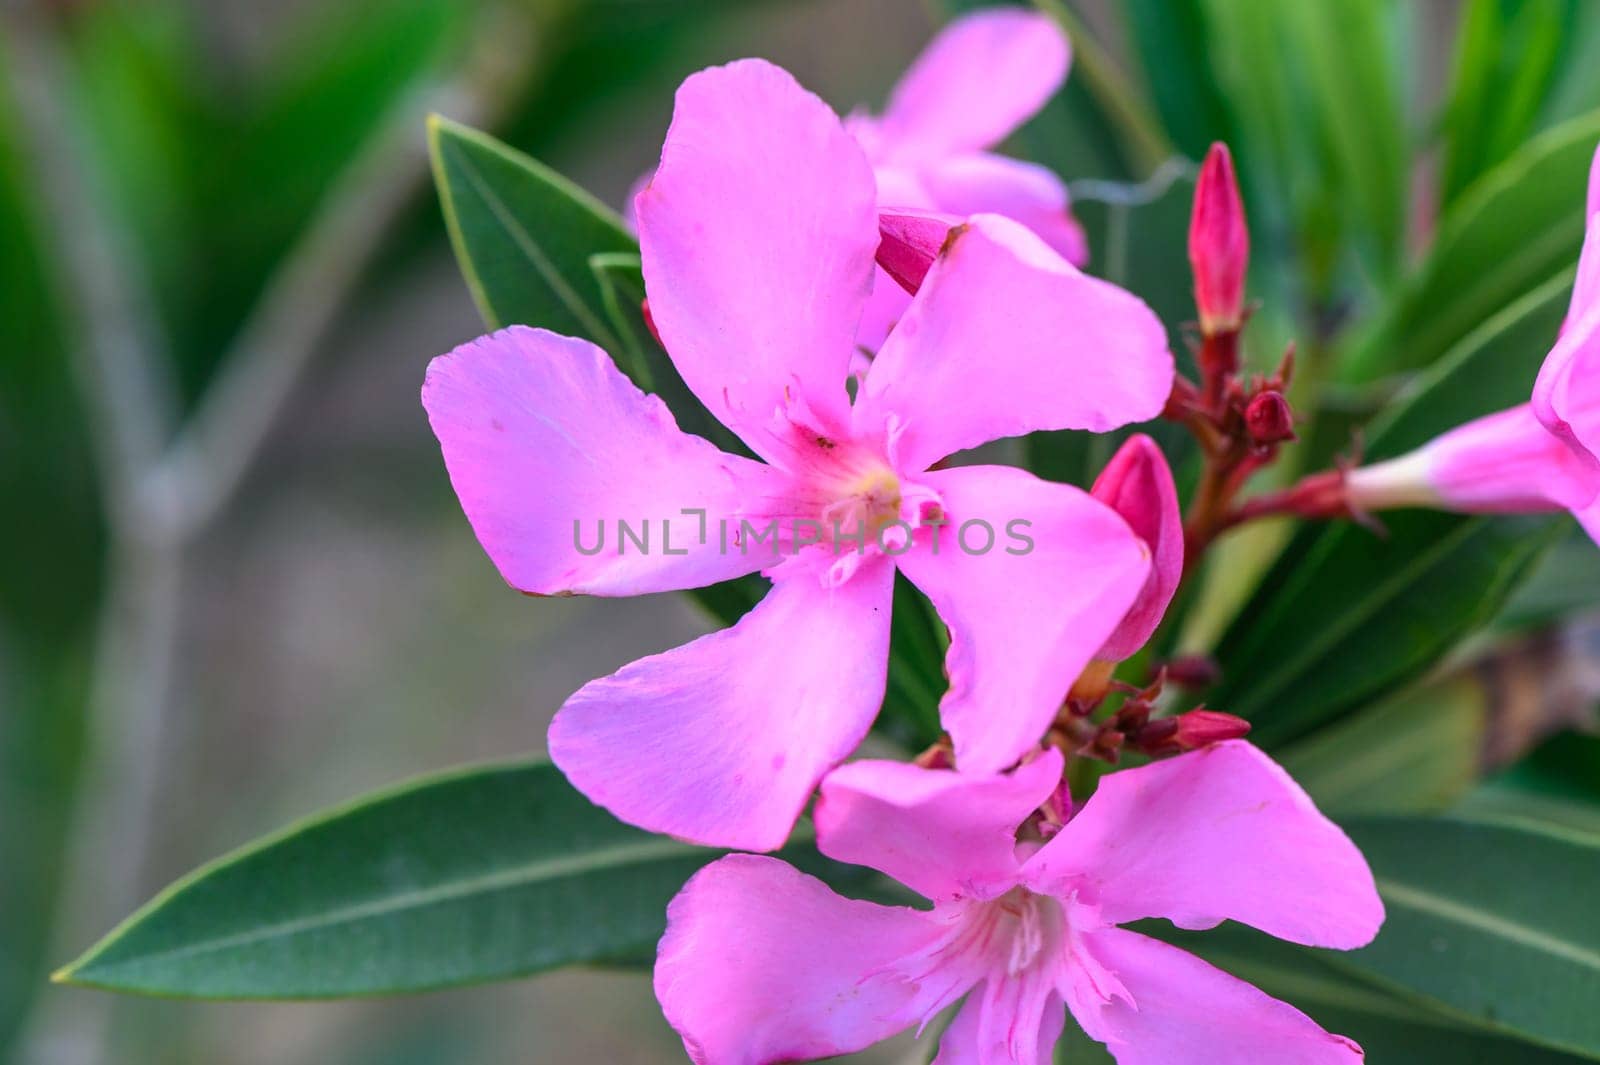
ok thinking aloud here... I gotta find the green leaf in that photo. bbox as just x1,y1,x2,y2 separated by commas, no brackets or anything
1278,0,1409,274
1456,733,1600,838
1211,269,1573,747
1277,674,1489,816
1343,109,1600,382
1212,512,1556,748
1198,0,1408,301
1338,816,1600,1058
1123,0,1232,159
1494,523,1600,631
1438,0,1579,206
57,758,867,998
429,115,635,350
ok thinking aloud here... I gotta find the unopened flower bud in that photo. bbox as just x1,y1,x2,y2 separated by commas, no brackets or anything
876,209,958,295
1090,435,1183,662
1189,142,1249,336
1173,709,1251,750
1245,390,1296,447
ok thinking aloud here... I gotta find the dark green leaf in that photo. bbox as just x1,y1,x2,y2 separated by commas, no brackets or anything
1279,0,1409,274
1438,0,1578,206
1494,523,1600,632
1277,674,1488,816
1456,733,1600,838
58,759,868,998
1338,817,1600,1058
1123,0,1232,159
1343,109,1600,382
1212,512,1556,747
429,115,635,350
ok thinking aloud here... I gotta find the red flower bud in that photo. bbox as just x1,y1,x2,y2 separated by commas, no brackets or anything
876,209,958,295
1173,709,1251,750
1189,142,1249,335
1244,390,1296,447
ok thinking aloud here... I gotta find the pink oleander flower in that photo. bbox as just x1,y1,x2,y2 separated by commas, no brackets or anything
423,59,1174,851
849,8,1089,346
1346,142,1600,535
656,741,1383,1065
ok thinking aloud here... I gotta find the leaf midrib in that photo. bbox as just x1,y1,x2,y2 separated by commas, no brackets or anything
80,836,693,976
442,137,620,350
1230,519,1483,718
1376,876,1600,973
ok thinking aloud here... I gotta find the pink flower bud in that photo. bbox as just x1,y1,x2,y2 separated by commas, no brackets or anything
1244,390,1296,447
876,209,959,295
1173,709,1251,750
1091,434,1183,662
1189,142,1249,335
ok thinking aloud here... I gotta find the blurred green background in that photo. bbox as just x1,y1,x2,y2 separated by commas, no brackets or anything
3,0,1600,1063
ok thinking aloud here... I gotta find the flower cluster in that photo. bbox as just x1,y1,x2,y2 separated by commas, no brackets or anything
416,11,1452,1064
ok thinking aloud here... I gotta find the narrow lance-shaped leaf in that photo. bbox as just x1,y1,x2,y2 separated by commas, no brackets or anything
1336,816,1600,1059
57,759,872,998
1342,109,1600,382
429,114,635,350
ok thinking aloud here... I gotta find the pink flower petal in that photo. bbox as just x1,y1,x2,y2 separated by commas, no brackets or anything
1577,215,1600,323
854,214,1172,473
933,982,1067,1065
422,326,780,596
1533,223,1600,458
856,267,915,354
1426,402,1600,511
879,9,1069,161
655,855,936,1065
907,152,1089,265
637,59,877,461
897,466,1151,775
1024,742,1383,950
1072,928,1364,1065
814,748,1063,903
548,555,894,851
1090,435,1183,662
